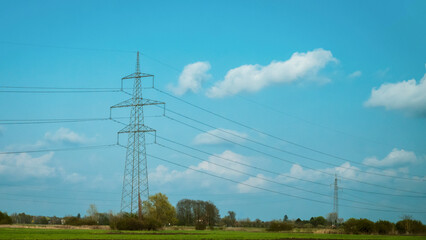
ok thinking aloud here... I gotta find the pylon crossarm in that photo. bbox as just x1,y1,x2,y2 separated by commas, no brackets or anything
122,73,154,80
111,98,165,109
118,125,155,134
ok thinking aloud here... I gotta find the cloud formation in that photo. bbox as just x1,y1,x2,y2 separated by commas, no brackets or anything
237,174,267,193
0,152,56,178
44,127,88,144
206,49,337,98
363,149,417,167
193,128,248,145
169,61,211,95
348,70,362,78
365,73,426,117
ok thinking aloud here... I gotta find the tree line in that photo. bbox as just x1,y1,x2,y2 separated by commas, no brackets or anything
1,192,425,234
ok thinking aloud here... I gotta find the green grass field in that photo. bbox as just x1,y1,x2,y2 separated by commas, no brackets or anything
1,228,425,240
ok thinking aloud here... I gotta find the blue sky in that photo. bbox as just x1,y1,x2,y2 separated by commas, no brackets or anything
0,0,425,223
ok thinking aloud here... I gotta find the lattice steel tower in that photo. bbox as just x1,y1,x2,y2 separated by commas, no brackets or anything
333,174,339,220
111,52,164,214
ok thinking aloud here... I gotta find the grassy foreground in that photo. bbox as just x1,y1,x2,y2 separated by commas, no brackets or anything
1,227,426,240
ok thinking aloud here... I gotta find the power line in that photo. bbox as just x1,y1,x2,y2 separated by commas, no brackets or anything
0,197,116,207
153,142,416,211
0,192,119,203
0,86,126,90
0,144,117,155
0,116,163,125
146,153,426,214
0,90,122,93
140,55,400,151
163,115,426,195
162,106,421,181
152,133,425,199
154,87,424,181
0,40,136,53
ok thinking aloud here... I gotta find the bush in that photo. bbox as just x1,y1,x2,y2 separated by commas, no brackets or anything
64,217,97,226
195,221,207,230
267,221,294,231
0,211,12,225
396,219,426,234
375,220,394,234
110,216,161,231
343,218,374,234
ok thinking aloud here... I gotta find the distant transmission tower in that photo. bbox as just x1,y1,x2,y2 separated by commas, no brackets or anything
110,51,164,214
333,173,339,223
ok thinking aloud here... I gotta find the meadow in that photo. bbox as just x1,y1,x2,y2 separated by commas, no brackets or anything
1,227,425,240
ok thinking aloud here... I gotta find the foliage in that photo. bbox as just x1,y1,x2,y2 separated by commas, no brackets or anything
195,221,207,230
63,216,97,226
176,199,220,227
310,216,327,227
267,221,294,231
238,218,266,228
343,218,375,234
221,211,237,227
10,213,32,224
0,211,12,224
375,220,394,234
110,215,161,231
33,216,49,224
86,204,99,223
143,193,177,226
395,219,425,234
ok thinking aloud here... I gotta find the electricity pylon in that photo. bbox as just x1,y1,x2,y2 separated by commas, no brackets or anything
333,173,339,222
110,51,164,214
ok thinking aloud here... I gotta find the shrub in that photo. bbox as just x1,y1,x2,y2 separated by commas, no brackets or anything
110,216,161,231
115,217,144,230
64,217,97,226
343,218,374,234
195,221,207,230
396,219,426,234
375,220,394,234
0,211,12,225
267,221,293,231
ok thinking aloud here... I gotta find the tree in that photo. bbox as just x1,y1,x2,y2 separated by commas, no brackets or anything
310,216,327,227
283,215,288,222
396,219,425,234
0,211,12,224
11,213,32,224
222,211,236,227
176,199,220,227
86,204,99,223
176,199,194,225
375,220,394,234
205,201,220,227
143,193,177,226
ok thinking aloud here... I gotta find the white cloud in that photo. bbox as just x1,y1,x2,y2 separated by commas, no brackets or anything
150,150,250,191
193,128,248,145
365,73,426,117
348,70,362,78
363,149,417,167
169,61,211,95
0,152,56,178
194,150,248,177
63,172,87,183
237,174,268,193
206,49,337,98
44,127,88,144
